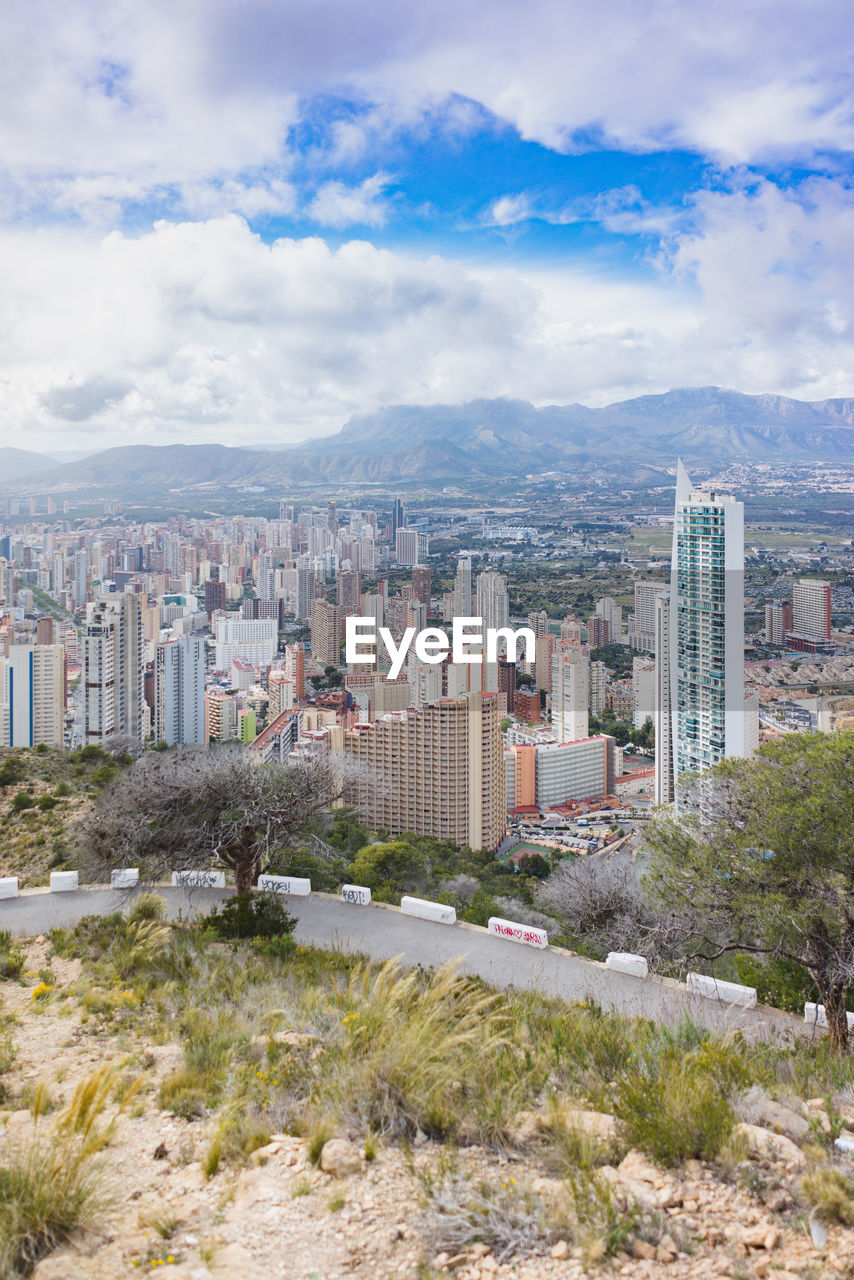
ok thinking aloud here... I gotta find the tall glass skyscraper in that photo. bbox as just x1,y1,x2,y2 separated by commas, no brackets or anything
655,461,745,802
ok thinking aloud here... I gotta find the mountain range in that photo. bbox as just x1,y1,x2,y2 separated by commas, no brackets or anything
2,387,852,491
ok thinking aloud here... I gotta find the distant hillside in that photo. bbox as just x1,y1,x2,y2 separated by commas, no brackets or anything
25,442,258,488
4,387,853,491
0,446,59,480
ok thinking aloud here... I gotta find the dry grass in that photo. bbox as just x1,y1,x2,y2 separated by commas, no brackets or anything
416,1153,650,1265
802,1166,854,1226
310,957,518,1141
0,1063,141,1278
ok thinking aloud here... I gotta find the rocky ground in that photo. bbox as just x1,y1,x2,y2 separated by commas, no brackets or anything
3,936,854,1280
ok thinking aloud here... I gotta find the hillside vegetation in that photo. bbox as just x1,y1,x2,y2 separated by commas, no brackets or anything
0,747,129,886
0,905,853,1278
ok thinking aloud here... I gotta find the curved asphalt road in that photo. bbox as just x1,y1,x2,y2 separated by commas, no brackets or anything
2,886,805,1042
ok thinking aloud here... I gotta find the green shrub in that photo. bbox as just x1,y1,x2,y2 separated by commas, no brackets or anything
159,1070,209,1120
127,893,166,922
0,1030,16,1098
0,758,26,789
161,1010,244,1119
253,934,297,962
0,931,25,980
36,795,57,811
10,792,35,813
614,1037,750,1166
200,893,297,941
89,765,118,789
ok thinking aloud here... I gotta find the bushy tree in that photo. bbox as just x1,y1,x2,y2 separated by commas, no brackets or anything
645,732,854,1050
76,746,357,894
349,840,429,896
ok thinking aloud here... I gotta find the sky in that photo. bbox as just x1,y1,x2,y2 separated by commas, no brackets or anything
1,0,853,454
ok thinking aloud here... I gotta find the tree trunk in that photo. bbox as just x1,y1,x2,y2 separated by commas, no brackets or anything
234,856,254,896
817,979,851,1052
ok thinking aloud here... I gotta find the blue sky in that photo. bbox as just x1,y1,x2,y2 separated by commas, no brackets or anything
0,1,852,451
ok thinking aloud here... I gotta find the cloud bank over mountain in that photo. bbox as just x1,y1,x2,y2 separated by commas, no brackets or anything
0,1,851,451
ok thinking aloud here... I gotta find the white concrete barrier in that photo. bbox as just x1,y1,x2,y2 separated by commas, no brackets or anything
341,884,371,905
110,869,139,889
400,895,456,925
50,871,79,892
488,916,548,949
0,877,19,900
257,874,311,896
606,951,649,978
171,870,226,888
804,1002,854,1031
687,972,757,1007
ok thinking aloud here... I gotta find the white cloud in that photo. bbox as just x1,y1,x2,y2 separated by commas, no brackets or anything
0,190,851,454
306,174,393,228
488,194,536,227
0,1,851,225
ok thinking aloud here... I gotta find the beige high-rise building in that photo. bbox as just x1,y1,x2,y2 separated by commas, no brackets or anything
204,690,239,742
790,579,832,645
308,691,505,850
535,633,556,692
82,592,143,744
551,643,589,743
310,599,342,666
267,670,295,718
560,616,582,646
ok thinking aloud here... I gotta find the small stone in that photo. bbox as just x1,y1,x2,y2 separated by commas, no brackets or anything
735,1123,806,1170
631,1239,657,1260
319,1138,362,1177
762,1189,792,1213
550,1240,570,1259
480,1258,498,1274
750,1098,811,1144
470,1244,492,1259
562,1108,619,1142
742,1224,776,1249
618,1149,665,1187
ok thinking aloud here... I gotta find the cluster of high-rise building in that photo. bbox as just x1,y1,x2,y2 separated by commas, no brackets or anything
765,579,832,653
1,463,821,845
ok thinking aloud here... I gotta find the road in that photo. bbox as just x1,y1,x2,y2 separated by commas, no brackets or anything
1,885,804,1041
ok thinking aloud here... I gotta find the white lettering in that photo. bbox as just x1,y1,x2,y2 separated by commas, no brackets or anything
486,626,536,664
380,626,416,679
414,627,450,664
346,617,532,679
345,616,377,665
452,617,483,663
